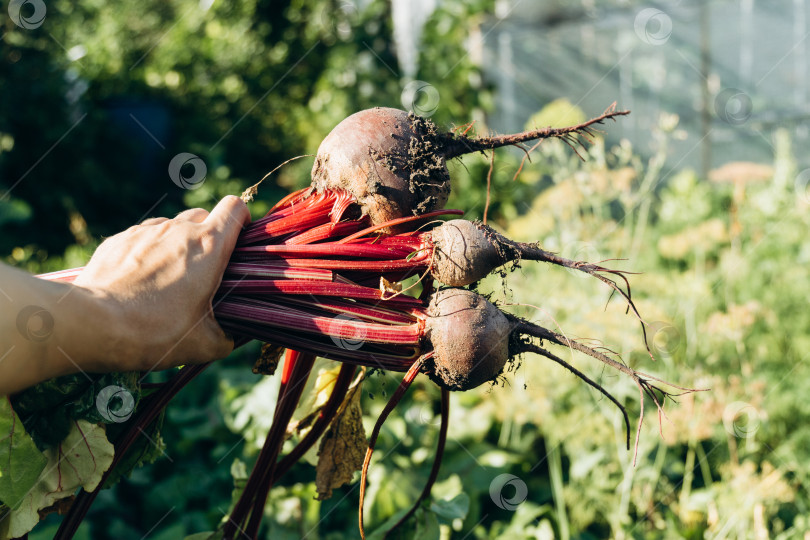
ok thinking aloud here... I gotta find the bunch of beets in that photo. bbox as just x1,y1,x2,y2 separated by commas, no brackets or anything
43,105,697,539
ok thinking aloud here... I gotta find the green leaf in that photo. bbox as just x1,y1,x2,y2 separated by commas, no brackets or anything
413,508,440,540
0,397,48,512
365,507,418,540
0,505,10,539
4,420,114,538
10,372,140,449
102,408,166,489
184,533,222,540
430,492,470,522
217,458,249,530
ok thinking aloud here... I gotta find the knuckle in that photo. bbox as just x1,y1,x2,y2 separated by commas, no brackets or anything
199,230,219,252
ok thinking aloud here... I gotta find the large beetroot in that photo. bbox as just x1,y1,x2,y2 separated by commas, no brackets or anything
309,105,629,226
311,107,452,226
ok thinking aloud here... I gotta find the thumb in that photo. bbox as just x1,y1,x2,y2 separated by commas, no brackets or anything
205,195,251,246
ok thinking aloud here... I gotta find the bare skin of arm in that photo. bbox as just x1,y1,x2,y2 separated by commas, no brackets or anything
0,196,250,396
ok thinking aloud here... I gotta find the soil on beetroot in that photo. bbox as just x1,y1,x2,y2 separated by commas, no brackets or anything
311,107,453,227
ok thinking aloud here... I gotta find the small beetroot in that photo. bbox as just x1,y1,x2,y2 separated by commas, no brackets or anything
424,288,510,391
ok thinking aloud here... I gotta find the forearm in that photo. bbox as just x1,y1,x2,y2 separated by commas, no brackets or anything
1,197,249,395
0,264,125,395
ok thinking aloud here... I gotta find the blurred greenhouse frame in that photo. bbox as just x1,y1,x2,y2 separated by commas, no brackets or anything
2,0,809,538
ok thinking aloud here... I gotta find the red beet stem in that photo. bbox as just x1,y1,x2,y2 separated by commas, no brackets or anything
217,279,423,306
283,220,367,245
359,357,425,539
219,320,418,371
224,262,336,281
243,350,316,538
271,364,357,483
274,295,418,324
216,300,422,346
337,209,464,244
243,257,428,272
234,243,420,259
239,189,357,245
223,350,316,539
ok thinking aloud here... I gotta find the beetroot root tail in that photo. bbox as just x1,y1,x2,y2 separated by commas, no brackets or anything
511,317,707,462
442,104,630,159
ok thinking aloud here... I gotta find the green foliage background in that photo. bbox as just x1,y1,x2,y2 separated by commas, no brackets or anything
2,1,809,538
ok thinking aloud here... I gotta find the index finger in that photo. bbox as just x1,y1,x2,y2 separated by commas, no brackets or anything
204,195,251,244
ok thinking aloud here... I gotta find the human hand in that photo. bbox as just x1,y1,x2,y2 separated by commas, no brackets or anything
73,195,251,372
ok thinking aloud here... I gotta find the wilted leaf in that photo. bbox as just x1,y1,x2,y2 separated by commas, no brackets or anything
4,420,114,538
287,364,343,439
315,380,366,500
0,397,48,510
252,343,284,375
380,276,402,294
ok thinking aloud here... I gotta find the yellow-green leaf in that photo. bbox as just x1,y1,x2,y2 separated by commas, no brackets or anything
5,420,114,538
0,397,47,511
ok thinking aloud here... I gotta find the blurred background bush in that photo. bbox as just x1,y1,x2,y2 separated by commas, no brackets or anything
2,0,809,538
